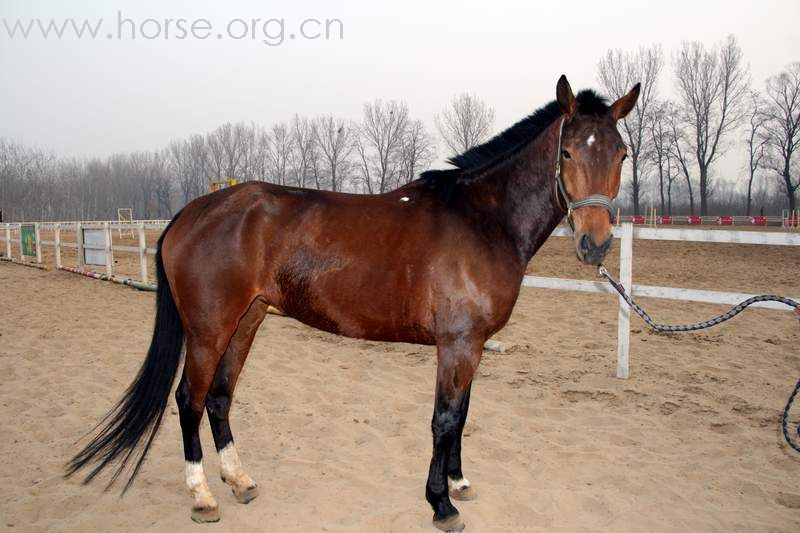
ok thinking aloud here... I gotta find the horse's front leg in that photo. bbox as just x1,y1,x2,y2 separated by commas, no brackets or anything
446,382,477,501
426,336,483,532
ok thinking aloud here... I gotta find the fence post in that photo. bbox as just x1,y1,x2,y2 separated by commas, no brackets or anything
34,222,42,264
77,222,84,269
616,222,633,379
4,225,10,259
54,223,62,269
103,221,112,276
138,222,147,284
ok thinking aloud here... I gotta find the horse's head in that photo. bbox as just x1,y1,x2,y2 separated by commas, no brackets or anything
554,75,639,265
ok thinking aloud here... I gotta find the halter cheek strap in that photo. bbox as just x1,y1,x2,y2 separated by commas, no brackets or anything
553,117,615,231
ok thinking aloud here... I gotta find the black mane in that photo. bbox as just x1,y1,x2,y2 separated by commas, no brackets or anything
449,90,608,171
416,90,609,200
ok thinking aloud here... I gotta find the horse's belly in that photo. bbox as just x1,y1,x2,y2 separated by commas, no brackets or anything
285,304,436,345
278,280,435,345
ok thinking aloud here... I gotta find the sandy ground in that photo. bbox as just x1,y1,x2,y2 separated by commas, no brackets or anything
1,238,799,532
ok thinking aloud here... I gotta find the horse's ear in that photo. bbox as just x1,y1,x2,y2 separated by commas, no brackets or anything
610,83,641,120
556,75,576,116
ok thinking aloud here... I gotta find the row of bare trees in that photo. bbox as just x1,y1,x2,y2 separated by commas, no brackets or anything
598,36,799,216
0,100,446,221
1,38,796,222
168,105,439,201
0,141,175,222
0,90,499,222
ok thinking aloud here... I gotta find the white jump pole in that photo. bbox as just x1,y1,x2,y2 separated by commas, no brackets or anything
34,222,42,264
77,222,85,269
103,221,112,276
4,225,11,259
616,222,633,379
137,222,148,284
54,223,62,270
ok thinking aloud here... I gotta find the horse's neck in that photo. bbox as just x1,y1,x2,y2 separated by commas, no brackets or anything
464,119,565,263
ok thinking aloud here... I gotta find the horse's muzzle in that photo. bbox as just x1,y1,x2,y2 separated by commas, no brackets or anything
576,233,612,266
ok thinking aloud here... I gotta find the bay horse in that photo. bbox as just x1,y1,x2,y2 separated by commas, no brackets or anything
67,75,639,531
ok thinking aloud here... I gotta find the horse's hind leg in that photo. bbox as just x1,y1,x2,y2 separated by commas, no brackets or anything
175,335,228,523
206,298,268,504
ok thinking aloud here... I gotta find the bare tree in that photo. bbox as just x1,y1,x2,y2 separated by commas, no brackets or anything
355,100,409,193
252,127,271,182
648,100,672,214
399,120,436,184
761,62,800,212
435,93,495,157
237,123,258,182
267,122,293,186
152,150,172,217
745,92,769,215
205,130,225,182
191,134,215,191
208,123,244,181
313,115,354,192
290,116,316,188
597,45,663,216
171,134,213,201
673,35,750,215
667,112,696,215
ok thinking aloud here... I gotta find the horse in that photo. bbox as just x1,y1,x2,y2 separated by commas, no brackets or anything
66,75,639,531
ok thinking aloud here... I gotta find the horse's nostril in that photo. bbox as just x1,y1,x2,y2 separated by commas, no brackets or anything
580,234,591,252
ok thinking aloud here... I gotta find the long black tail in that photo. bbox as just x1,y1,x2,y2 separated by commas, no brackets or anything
66,216,184,492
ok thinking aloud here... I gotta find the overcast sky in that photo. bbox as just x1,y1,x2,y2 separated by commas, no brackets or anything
1,0,798,182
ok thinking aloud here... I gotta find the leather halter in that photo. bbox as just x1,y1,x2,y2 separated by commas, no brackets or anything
553,117,615,231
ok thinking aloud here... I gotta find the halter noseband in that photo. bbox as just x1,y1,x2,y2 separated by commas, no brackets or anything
553,117,615,231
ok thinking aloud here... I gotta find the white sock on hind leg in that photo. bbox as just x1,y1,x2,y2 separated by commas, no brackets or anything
185,461,217,509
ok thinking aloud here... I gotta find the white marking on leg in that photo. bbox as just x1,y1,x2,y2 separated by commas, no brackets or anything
448,476,471,491
185,461,217,510
219,443,255,490
587,134,596,147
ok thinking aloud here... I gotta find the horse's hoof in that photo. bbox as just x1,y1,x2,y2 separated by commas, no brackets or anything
433,513,465,532
232,484,259,504
190,505,220,523
449,484,478,501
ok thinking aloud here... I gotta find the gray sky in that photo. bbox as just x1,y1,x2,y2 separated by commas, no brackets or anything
1,0,798,183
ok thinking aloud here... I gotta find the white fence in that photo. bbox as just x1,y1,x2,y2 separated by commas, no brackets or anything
524,224,800,378
0,220,168,284
2,221,799,379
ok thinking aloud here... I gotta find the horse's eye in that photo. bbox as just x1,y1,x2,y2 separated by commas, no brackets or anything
561,150,571,160
621,153,628,162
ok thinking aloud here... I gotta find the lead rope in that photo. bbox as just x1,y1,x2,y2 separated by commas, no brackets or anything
596,264,800,453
